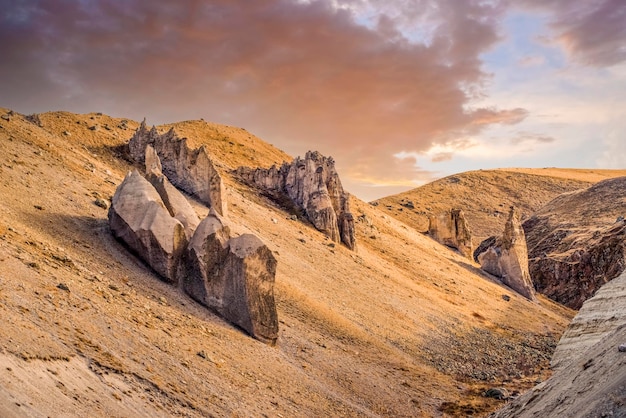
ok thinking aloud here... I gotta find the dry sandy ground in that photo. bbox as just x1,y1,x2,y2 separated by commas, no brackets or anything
0,108,582,417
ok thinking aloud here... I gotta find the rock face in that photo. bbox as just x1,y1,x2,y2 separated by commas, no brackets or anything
128,120,226,216
551,269,626,370
108,170,187,284
235,151,356,250
144,145,200,240
523,177,626,309
428,209,473,259
184,210,279,345
475,207,536,301
490,272,626,418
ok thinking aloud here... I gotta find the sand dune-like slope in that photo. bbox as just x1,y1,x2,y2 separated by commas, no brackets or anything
0,109,573,417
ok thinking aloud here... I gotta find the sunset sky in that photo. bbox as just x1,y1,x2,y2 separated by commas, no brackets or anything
1,0,625,200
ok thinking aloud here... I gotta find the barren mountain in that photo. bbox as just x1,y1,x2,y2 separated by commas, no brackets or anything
375,169,626,244
0,108,575,417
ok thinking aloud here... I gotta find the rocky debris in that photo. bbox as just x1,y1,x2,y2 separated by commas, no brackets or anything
183,209,279,345
94,198,108,209
428,209,473,259
475,207,536,301
551,269,626,370
523,177,626,309
619,344,626,352
24,113,43,127
144,145,200,240
128,120,226,216
108,170,187,284
483,388,509,400
235,151,356,250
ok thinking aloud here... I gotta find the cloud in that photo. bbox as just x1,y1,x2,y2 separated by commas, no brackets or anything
0,0,530,193
510,131,556,145
517,0,626,67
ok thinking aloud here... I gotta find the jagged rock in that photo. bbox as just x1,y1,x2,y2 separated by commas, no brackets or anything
108,170,187,284
184,210,278,345
428,209,473,259
475,207,536,301
235,151,356,250
128,120,227,216
523,177,626,309
550,269,626,370
144,145,199,240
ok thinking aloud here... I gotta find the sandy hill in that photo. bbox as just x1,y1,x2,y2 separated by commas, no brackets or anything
375,169,626,244
0,108,574,417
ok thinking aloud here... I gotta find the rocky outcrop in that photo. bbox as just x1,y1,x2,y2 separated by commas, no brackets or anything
523,177,626,309
110,163,278,344
551,269,626,370
144,145,200,240
475,207,536,301
184,210,279,345
128,120,227,216
490,271,626,418
235,151,356,250
108,170,187,284
428,209,473,259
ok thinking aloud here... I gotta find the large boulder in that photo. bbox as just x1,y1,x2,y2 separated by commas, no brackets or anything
184,210,279,345
523,177,626,309
428,208,473,259
108,170,187,284
475,207,536,301
128,120,227,216
235,151,356,250
144,145,200,240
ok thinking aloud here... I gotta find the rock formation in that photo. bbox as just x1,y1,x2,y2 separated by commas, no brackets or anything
475,207,536,301
128,120,227,216
550,269,626,370
428,209,473,259
108,170,187,284
490,271,626,418
144,145,200,240
523,177,626,309
235,151,356,250
110,161,278,344
184,209,279,345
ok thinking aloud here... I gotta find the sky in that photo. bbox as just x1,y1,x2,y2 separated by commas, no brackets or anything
1,0,625,201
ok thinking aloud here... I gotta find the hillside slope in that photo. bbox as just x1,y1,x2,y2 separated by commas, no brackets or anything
523,177,626,309
0,108,573,417
375,169,626,244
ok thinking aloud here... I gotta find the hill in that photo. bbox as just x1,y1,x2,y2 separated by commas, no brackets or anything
375,169,626,244
0,108,573,417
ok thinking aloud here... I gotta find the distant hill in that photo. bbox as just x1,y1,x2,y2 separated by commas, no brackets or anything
375,168,626,243
0,107,575,417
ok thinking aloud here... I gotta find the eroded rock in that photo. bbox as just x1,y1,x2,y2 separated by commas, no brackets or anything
183,210,278,344
108,170,187,284
128,120,226,216
475,207,536,301
428,209,473,259
144,145,200,240
235,151,356,250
